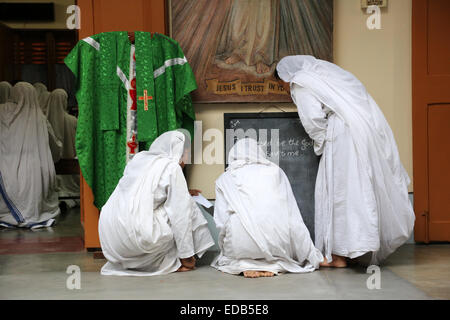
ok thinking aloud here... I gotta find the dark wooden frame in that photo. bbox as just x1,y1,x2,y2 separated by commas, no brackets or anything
10,28,77,90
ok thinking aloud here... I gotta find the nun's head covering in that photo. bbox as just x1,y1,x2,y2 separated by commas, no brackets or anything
0,82,41,127
46,89,68,142
46,88,68,112
11,82,40,107
276,55,368,95
33,82,50,114
0,81,12,103
276,55,319,83
177,129,192,164
148,130,188,163
33,82,47,94
227,138,273,170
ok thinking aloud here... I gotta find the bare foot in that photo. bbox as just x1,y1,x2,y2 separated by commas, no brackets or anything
256,62,270,74
180,256,196,270
320,254,347,268
176,265,192,272
243,271,275,278
225,53,241,65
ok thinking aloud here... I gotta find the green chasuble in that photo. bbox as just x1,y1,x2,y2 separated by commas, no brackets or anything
65,31,197,209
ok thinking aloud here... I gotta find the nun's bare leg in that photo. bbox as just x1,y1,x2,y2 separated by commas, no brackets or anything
243,271,275,278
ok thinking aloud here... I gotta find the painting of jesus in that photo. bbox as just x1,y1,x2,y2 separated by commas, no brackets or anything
169,0,333,102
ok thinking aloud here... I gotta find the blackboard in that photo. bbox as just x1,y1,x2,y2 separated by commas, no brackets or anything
224,112,320,240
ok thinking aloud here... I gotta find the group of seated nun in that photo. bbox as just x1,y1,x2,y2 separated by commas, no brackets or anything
98,128,413,278
0,81,79,229
98,131,323,278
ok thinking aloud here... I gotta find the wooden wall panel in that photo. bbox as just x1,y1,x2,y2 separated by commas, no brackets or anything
412,0,450,242
427,0,450,75
427,104,450,241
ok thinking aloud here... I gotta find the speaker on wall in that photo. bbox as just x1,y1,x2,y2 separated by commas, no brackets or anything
0,2,55,22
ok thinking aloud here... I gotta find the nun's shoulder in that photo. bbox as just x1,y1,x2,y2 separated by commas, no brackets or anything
214,171,229,187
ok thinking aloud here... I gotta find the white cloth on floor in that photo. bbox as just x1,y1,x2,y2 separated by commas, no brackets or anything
211,138,323,275
0,82,60,228
46,89,79,199
0,81,12,103
33,82,50,115
98,130,215,276
277,55,415,265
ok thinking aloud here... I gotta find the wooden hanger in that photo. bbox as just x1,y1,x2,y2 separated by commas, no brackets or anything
127,31,135,44
127,31,155,44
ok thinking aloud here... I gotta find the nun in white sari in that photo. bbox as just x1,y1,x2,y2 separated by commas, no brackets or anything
46,89,79,204
211,138,323,278
0,82,60,229
98,130,215,276
276,55,415,266
0,81,12,103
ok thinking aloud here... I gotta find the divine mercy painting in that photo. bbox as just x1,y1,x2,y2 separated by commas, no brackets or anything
169,0,333,103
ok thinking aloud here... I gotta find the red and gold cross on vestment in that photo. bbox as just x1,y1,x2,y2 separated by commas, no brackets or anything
138,89,153,111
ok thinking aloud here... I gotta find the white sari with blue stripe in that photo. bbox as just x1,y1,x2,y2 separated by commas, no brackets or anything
0,82,60,228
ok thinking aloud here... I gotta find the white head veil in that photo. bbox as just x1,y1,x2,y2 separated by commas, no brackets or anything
33,82,50,114
148,130,186,162
1,81,42,126
120,130,187,186
227,138,274,171
46,89,68,143
276,55,371,111
276,55,318,83
33,82,47,94
0,81,12,104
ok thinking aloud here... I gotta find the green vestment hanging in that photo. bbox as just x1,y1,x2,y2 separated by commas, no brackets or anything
65,31,197,209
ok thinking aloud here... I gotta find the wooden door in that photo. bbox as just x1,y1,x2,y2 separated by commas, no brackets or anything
412,0,450,242
76,0,167,248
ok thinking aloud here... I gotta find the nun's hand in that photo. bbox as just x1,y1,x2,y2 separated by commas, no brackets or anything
189,189,201,196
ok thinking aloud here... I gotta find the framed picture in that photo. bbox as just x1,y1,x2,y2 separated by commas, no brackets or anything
168,0,333,103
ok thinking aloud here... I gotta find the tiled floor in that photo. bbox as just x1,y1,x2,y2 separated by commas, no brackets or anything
385,243,450,299
0,206,448,300
0,206,84,255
